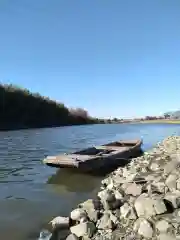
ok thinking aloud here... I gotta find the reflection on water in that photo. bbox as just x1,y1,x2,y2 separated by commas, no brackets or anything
0,123,180,239
47,169,102,193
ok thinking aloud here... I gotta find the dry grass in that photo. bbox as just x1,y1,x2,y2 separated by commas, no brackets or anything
139,119,180,124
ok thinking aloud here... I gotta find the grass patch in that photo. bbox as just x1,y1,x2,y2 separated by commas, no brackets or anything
140,120,180,124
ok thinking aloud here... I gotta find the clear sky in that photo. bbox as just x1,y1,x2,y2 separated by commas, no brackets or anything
0,0,180,119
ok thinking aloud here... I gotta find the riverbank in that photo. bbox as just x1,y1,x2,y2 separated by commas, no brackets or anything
140,119,180,124
45,136,180,239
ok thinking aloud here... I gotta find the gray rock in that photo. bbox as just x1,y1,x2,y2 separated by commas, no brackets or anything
124,182,142,196
70,221,96,238
156,220,169,232
129,207,137,220
98,189,122,210
38,229,52,240
82,237,91,240
109,211,118,224
98,189,115,203
126,173,137,181
120,202,137,220
138,219,153,238
145,174,158,182
66,234,79,240
165,174,177,191
152,180,166,193
113,176,126,186
79,199,99,222
58,137,180,240
87,210,99,222
96,212,113,230
164,158,179,175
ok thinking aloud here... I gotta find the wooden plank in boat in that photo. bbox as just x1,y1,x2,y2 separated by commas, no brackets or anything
95,146,129,151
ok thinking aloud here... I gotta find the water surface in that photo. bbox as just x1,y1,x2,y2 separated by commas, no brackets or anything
0,123,180,239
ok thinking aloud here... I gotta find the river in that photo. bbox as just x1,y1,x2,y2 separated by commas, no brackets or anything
1,123,180,239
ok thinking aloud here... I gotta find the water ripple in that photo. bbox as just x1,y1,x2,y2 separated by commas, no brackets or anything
0,123,180,239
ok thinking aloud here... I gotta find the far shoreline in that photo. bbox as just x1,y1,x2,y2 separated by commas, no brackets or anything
137,119,180,124
1,119,180,132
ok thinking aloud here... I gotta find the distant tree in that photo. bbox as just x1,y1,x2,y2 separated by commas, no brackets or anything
0,83,100,130
164,113,171,119
69,107,89,118
113,117,118,122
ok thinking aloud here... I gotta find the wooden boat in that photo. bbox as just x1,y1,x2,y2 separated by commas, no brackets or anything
43,139,142,173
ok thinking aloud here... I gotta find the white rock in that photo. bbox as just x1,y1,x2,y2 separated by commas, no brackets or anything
150,162,160,171
134,196,146,217
133,218,141,232
165,174,177,191
49,216,69,229
164,160,179,175
80,216,88,223
177,178,180,190
125,182,142,196
120,203,131,218
134,195,156,217
107,179,114,190
164,192,180,208
122,168,130,178
70,208,87,221
66,234,79,240
152,181,166,193
153,199,167,215
156,220,169,232
126,173,137,181
158,233,176,240
114,190,123,200
107,183,114,190
138,219,153,238
70,222,95,238
98,189,110,202
97,212,113,230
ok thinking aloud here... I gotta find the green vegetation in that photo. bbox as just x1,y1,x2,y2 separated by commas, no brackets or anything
0,83,100,131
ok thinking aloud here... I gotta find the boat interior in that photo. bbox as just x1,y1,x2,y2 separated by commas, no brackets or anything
74,147,114,156
74,140,137,156
103,141,137,147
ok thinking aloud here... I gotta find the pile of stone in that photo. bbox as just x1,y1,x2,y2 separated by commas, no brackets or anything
44,136,180,240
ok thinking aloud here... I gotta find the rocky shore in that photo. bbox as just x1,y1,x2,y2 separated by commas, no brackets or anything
40,136,180,240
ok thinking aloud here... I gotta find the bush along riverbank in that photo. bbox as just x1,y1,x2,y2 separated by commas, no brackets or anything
0,84,102,131
40,136,180,240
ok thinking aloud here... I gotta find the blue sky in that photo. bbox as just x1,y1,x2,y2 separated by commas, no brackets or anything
0,0,180,118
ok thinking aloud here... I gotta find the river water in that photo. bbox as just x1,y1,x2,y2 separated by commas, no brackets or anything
1,123,180,239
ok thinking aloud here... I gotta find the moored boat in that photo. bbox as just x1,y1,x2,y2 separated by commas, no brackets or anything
43,139,142,173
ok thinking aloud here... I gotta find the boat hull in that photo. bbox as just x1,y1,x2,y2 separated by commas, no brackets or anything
43,139,143,173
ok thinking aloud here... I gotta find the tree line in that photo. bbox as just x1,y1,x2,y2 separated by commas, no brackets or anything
0,83,100,131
